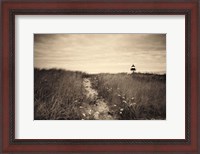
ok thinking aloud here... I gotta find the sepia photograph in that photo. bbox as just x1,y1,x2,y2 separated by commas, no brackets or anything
34,34,166,120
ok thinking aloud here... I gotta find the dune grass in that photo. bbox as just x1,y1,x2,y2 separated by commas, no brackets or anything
34,68,166,120
90,73,166,120
34,68,87,120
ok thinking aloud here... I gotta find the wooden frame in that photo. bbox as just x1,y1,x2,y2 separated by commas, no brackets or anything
1,0,199,153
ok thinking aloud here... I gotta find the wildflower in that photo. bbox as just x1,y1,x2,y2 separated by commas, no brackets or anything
119,112,122,114
122,100,127,104
88,109,92,115
130,103,136,107
117,94,121,97
120,108,124,111
131,97,135,100
122,96,125,99
82,113,86,117
74,100,78,103
113,104,117,107
79,106,83,108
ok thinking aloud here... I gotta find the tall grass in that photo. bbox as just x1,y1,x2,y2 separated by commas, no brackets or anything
90,73,166,120
34,68,87,120
34,68,166,120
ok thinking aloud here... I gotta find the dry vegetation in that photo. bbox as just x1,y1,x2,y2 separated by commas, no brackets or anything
34,68,87,120
90,73,166,120
34,68,166,120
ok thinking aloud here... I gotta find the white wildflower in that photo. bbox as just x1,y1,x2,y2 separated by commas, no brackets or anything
120,108,124,111
88,109,92,115
122,100,127,104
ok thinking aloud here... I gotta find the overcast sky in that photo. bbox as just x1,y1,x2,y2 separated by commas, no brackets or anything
34,34,166,74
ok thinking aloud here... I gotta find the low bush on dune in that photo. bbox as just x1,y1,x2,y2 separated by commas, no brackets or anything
34,68,87,120
90,73,166,120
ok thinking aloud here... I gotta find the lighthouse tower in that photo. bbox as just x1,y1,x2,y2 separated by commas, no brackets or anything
130,64,136,73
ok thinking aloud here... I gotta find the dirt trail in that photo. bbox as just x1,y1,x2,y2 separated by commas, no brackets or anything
83,78,98,100
81,78,114,120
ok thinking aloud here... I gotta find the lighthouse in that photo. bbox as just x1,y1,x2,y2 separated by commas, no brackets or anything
130,64,136,73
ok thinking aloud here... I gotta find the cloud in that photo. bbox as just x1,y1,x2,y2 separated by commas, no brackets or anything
34,34,166,73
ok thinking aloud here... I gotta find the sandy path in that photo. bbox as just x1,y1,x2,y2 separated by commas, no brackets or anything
81,78,114,120
83,78,98,100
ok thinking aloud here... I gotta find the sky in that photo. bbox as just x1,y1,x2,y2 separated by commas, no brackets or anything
34,34,166,74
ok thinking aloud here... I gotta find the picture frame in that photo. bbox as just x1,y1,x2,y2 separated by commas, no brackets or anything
1,0,199,153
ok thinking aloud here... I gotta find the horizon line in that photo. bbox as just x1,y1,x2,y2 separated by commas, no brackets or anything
34,67,166,75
